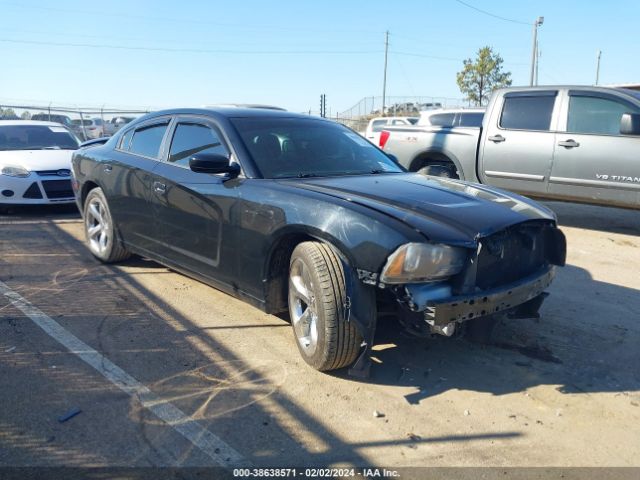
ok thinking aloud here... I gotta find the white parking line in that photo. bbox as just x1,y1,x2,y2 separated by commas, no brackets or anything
0,279,247,467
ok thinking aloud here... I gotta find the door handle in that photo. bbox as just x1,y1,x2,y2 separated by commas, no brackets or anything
488,135,506,143
153,181,166,193
103,165,113,173
558,139,580,148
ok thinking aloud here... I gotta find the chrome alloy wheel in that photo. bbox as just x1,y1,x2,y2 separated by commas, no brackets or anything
288,257,319,356
86,197,111,255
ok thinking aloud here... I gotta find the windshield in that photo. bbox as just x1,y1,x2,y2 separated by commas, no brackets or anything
0,125,79,150
231,117,404,179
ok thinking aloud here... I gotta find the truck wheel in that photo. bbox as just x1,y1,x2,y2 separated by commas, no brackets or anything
288,242,362,371
83,187,131,263
418,164,458,179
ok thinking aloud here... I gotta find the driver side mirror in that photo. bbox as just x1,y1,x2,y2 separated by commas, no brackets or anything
620,113,640,135
189,153,240,177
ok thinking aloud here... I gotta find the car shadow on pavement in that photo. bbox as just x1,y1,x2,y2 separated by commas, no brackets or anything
1,213,523,468
338,263,640,405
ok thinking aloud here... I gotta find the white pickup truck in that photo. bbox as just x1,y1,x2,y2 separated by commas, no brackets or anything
380,86,640,209
362,116,418,145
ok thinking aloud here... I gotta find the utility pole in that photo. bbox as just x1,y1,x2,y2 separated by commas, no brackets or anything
535,45,540,86
382,30,389,116
595,50,602,85
529,16,544,86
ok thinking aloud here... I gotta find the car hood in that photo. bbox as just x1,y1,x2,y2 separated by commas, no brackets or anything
281,173,557,247
0,149,74,171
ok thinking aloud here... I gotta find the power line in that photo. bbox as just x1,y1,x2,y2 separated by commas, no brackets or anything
0,38,380,55
453,0,531,26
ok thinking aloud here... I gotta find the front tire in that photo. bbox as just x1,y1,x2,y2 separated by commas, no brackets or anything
288,242,362,371
417,164,458,179
83,187,130,263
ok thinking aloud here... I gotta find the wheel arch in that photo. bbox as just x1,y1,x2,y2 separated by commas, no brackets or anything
409,149,465,179
262,226,359,314
80,180,101,209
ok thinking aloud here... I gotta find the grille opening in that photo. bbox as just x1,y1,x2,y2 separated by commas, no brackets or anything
22,182,43,199
42,180,73,199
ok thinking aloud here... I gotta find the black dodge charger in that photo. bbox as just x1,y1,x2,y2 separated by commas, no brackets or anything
71,107,566,376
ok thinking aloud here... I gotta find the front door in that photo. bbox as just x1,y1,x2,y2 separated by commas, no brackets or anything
479,90,560,196
150,118,240,285
549,91,640,208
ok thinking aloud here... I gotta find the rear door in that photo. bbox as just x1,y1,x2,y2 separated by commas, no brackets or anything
103,118,170,253
150,116,240,284
479,90,560,196
549,90,640,208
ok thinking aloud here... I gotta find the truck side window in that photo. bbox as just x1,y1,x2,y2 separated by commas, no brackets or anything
500,96,555,131
567,96,637,136
429,113,455,127
458,112,484,127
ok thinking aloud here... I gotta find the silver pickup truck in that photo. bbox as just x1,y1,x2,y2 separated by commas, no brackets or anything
380,86,640,209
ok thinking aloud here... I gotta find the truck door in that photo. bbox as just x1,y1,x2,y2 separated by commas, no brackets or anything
479,90,559,196
549,90,640,208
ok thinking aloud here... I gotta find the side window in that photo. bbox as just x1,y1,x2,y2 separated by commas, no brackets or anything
129,123,168,158
428,113,455,127
168,123,228,168
500,95,556,131
458,112,484,127
371,120,387,132
119,129,134,150
567,95,636,136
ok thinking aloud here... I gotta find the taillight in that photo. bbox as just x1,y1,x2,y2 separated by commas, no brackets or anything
379,130,390,149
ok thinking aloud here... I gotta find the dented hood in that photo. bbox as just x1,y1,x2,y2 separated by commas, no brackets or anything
284,173,556,247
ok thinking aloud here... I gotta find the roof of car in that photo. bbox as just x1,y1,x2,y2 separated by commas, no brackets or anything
0,120,68,127
137,107,320,122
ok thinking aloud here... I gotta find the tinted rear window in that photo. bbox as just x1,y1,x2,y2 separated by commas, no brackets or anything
128,123,168,158
458,112,484,127
428,113,455,127
500,95,556,131
371,120,387,132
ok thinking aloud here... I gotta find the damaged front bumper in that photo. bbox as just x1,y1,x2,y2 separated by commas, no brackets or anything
402,265,556,332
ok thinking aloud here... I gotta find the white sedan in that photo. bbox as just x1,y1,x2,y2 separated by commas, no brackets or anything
0,120,80,207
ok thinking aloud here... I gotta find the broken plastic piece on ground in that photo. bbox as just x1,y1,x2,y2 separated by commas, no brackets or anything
58,407,82,423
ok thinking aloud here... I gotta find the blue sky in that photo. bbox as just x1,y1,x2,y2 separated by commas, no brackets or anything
1,0,638,114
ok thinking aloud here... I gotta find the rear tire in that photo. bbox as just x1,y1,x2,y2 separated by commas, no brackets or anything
288,242,362,371
417,164,458,179
83,187,130,263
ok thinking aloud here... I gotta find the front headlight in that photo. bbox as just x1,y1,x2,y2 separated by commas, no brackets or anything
1,165,31,178
380,243,467,284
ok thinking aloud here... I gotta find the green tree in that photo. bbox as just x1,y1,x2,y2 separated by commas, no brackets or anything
21,111,31,120
0,107,18,119
456,46,512,106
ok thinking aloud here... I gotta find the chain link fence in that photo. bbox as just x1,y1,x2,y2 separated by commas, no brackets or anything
0,101,151,141
335,95,467,132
